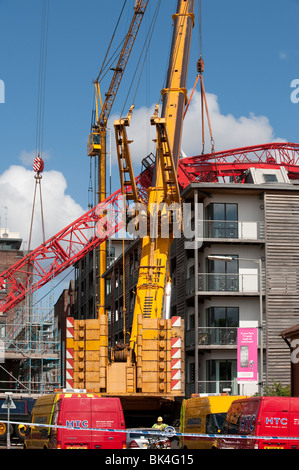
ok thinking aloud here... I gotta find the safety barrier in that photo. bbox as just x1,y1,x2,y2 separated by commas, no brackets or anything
2,419,299,442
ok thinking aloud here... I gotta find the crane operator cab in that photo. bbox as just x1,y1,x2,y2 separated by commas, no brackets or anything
87,130,101,156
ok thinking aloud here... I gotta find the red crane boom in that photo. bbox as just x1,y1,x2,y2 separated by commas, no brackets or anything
1,142,299,314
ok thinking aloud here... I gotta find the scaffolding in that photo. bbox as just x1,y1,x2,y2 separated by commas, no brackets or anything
0,283,61,394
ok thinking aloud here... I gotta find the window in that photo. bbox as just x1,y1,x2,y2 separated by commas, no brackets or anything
207,255,239,291
206,359,237,394
206,413,227,434
206,307,239,345
225,415,241,435
206,203,238,238
106,246,115,267
207,307,239,328
105,278,112,295
263,173,278,183
188,265,195,278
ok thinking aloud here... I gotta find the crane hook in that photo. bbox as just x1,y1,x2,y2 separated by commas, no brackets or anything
197,57,204,75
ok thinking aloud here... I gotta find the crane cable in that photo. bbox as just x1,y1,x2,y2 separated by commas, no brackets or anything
95,0,128,84
88,0,128,207
90,0,128,127
35,0,49,159
28,0,49,250
120,0,161,117
198,0,215,156
184,0,215,157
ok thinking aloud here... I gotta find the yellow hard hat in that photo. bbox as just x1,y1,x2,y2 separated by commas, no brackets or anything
157,417,163,422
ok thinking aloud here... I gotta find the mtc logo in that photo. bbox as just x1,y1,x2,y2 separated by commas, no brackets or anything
0,80,4,104
66,420,88,428
266,417,288,426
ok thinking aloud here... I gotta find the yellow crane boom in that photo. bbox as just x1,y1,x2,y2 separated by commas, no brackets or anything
109,0,195,398
129,0,195,350
70,0,195,401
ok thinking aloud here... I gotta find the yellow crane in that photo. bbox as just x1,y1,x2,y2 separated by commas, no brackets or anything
70,0,195,405
110,0,195,395
87,0,149,317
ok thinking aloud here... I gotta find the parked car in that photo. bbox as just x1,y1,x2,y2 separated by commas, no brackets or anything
126,428,171,449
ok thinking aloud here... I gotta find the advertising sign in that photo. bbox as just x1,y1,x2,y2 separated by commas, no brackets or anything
237,328,258,383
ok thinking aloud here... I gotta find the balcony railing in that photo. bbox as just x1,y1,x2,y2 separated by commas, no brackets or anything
186,327,237,347
198,273,264,293
199,327,237,345
186,380,239,396
186,326,266,348
204,220,265,240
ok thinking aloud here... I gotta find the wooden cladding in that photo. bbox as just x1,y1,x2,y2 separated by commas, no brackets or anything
265,191,299,386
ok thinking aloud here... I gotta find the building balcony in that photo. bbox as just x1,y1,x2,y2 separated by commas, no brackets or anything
186,272,265,296
186,380,239,396
203,220,265,242
197,273,265,295
186,327,237,348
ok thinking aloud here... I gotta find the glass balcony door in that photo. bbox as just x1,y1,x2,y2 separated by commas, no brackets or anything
206,359,238,394
206,203,238,238
207,255,239,291
206,307,239,344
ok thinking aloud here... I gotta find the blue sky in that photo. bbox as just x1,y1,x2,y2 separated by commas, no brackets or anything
0,0,298,248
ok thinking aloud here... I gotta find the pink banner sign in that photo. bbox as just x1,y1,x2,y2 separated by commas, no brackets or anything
237,328,258,383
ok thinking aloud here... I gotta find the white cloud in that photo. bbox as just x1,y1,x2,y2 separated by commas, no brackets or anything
0,91,285,253
0,165,84,250
182,90,286,155
109,89,285,167
109,105,157,170
19,149,51,167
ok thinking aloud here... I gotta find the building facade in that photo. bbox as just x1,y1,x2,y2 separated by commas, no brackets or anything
102,166,299,397
74,237,131,323
180,167,299,396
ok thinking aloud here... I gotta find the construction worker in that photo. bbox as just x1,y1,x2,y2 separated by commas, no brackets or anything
152,416,168,431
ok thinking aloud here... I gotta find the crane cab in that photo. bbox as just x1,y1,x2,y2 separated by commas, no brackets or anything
87,131,101,156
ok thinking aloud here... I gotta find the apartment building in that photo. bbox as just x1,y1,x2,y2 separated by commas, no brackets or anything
101,165,299,398
74,237,131,321
182,166,299,396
